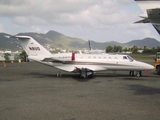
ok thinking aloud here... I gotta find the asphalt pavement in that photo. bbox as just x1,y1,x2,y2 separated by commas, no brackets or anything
0,62,160,120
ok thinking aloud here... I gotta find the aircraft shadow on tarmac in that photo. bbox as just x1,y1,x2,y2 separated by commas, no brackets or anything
24,72,155,82
126,85,160,95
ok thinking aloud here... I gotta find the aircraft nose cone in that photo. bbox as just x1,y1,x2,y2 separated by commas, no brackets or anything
146,64,154,70
138,61,154,70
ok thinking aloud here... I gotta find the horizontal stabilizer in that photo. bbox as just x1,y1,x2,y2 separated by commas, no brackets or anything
6,36,31,39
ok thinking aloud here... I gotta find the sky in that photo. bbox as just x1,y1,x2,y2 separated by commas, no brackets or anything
0,0,159,43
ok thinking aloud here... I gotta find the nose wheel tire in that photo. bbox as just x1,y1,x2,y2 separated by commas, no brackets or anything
129,71,134,76
129,71,142,77
136,71,142,77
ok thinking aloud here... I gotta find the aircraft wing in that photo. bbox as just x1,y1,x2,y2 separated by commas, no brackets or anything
42,57,72,62
42,57,106,72
134,0,160,34
42,52,106,73
42,56,106,73
134,17,150,23
136,8,160,24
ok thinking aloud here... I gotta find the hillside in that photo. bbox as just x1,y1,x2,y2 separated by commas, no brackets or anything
0,33,21,51
124,38,160,48
0,30,160,51
17,30,86,50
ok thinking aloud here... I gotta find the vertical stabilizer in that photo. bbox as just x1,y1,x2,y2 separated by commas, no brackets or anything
9,36,51,56
88,40,92,50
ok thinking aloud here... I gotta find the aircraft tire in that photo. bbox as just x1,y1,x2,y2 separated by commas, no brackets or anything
129,71,134,76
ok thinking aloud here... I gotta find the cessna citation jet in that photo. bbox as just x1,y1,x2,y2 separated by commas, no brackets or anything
134,0,160,34
7,36,153,78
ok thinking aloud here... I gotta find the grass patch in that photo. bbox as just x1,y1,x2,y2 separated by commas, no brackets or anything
130,54,154,60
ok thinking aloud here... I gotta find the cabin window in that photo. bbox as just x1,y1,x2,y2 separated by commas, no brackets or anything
88,56,91,59
103,57,106,59
98,57,101,59
93,56,96,59
114,57,117,59
108,57,111,59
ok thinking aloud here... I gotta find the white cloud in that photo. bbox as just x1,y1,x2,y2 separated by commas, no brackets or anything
0,24,6,33
29,26,48,33
117,0,134,4
0,0,159,42
0,0,129,27
13,16,48,26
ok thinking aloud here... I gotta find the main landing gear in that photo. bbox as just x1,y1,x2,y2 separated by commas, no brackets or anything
56,70,61,77
129,71,142,77
80,68,94,79
56,69,94,79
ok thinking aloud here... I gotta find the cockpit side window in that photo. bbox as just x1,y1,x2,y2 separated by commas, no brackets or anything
127,55,134,62
123,56,128,60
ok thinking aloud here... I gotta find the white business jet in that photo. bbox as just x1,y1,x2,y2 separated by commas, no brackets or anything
134,0,160,34
7,36,153,78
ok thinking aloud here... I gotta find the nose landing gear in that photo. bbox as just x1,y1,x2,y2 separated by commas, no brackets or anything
129,71,142,77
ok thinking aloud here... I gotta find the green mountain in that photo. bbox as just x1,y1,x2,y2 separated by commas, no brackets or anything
17,30,86,50
124,38,160,48
0,33,21,51
0,30,160,51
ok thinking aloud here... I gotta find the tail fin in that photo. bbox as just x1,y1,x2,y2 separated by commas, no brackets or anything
8,36,51,56
88,40,92,50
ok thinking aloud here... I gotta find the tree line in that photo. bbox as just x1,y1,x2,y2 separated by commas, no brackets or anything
2,51,27,62
106,45,160,54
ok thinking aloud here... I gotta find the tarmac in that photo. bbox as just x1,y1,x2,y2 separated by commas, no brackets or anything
0,62,160,120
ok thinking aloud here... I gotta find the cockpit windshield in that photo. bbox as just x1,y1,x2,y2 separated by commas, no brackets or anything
127,55,134,62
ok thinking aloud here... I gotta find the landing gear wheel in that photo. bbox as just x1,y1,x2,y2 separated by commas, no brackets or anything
56,71,61,77
136,71,142,77
129,71,134,76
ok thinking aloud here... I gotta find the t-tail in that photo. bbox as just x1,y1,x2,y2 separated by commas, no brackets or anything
8,36,51,56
